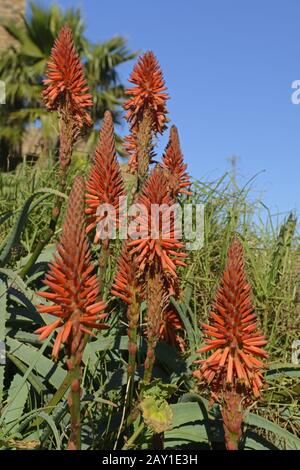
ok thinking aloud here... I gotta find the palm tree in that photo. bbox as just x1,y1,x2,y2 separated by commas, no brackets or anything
0,1,136,169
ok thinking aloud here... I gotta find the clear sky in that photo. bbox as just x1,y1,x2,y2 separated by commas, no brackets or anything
44,0,300,218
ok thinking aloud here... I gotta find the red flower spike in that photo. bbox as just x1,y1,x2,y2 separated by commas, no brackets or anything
128,166,188,277
111,242,141,377
144,272,168,383
194,237,268,400
111,241,139,304
43,25,92,129
124,52,169,174
35,176,108,359
124,51,169,134
85,110,126,243
159,306,185,352
161,126,192,198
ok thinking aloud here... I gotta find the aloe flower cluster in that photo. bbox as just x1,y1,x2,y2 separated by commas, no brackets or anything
36,176,107,449
124,51,169,134
159,306,185,352
43,25,92,172
161,125,192,198
36,177,107,355
43,25,92,129
124,51,169,181
194,237,268,449
35,26,268,451
128,166,188,277
85,110,125,244
111,242,140,377
120,52,191,386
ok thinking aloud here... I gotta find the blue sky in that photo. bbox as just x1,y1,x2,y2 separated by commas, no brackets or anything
44,0,300,218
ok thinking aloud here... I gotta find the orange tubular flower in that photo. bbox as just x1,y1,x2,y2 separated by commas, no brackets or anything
194,237,268,399
43,25,92,129
35,176,107,359
159,307,185,352
128,166,188,277
124,51,169,133
85,110,125,243
161,126,192,198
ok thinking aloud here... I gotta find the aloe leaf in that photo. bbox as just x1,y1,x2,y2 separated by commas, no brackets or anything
0,279,7,402
6,337,66,390
36,412,61,449
242,430,278,450
0,268,39,304
0,210,13,226
245,412,300,450
164,402,210,448
7,352,46,395
2,373,30,432
266,363,300,380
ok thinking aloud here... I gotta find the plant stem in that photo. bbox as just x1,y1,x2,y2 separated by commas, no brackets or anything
143,272,165,384
67,357,81,450
221,391,243,451
152,432,164,450
136,110,152,193
143,339,156,384
126,298,139,413
122,422,144,450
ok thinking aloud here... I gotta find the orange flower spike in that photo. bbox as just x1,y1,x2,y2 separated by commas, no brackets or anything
85,110,126,242
124,51,169,134
127,166,188,277
159,307,185,352
111,241,139,304
124,52,169,176
43,25,92,128
143,272,168,383
195,237,268,399
35,176,108,359
161,126,192,198
111,242,141,377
